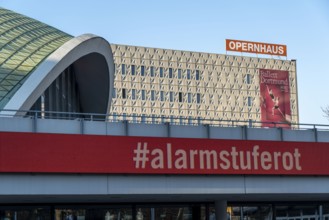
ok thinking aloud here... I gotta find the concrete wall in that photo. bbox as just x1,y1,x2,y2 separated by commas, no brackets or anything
0,174,329,203
0,117,328,142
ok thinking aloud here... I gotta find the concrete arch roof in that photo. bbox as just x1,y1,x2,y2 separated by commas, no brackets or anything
2,34,114,116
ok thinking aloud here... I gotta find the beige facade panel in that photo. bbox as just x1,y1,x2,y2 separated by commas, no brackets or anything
109,44,298,126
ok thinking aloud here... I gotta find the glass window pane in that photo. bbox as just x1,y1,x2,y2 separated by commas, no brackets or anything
54,206,132,220
187,69,191,79
121,64,126,75
141,90,146,100
246,74,251,84
188,93,192,103
178,69,182,79
196,70,200,80
197,93,201,104
141,65,145,76
169,68,173,78
122,88,126,99
170,92,174,102
131,65,135,75
179,92,183,102
132,89,136,100
248,97,252,107
150,66,155,77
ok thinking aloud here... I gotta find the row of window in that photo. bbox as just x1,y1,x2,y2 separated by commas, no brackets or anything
120,64,254,85
121,64,200,80
115,88,254,106
119,89,201,103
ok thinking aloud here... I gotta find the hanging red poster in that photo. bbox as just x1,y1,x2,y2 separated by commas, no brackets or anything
259,69,291,128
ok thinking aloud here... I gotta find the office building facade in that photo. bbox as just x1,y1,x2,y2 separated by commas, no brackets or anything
110,44,298,127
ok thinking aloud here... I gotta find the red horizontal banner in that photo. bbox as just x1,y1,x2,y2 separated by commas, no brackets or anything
0,132,328,175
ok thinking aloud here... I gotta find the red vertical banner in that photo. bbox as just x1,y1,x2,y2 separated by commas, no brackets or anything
259,69,291,128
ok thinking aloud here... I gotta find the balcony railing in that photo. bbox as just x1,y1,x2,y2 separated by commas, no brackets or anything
1,109,328,131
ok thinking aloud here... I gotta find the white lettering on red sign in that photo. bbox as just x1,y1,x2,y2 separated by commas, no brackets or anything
226,39,287,56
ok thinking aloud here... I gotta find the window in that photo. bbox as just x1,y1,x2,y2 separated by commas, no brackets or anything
178,69,182,79
122,88,126,99
248,96,252,107
141,65,145,76
132,89,136,100
160,67,164,77
246,74,251,84
141,114,146,123
131,65,135,75
160,91,164,101
169,68,173,78
141,90,146,100
112,88,116,98
151,90,155,101
187,69,191,79
170,92,174,102
196,70,200,80
179,92,183,102
187,93,192,103
196,93,201,104
121,64,126,75
150,66,155,77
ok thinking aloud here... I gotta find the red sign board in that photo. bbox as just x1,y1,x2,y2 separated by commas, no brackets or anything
0,132,328,175
226,39,287,56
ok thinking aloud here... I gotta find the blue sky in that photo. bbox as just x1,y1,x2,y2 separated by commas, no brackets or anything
1,0,329,124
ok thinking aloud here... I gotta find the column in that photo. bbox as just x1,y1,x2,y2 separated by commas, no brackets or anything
215,200,227,220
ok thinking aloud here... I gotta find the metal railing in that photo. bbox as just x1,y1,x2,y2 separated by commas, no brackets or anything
1,109,329,131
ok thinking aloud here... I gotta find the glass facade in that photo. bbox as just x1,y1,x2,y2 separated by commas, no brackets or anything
0,203,327,220
30,65,81,118
0,8,72,109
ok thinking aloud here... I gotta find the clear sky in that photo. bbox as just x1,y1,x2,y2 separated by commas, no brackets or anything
1,0,329,125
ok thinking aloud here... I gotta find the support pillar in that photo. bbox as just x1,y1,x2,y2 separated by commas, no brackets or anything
215,200,227,220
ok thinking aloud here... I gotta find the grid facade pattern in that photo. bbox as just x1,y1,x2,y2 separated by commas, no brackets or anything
110,44,298,125
0,8,73,108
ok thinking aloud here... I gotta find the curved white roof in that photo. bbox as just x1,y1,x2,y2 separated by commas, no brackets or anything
0,6,115,117
3,34,114,116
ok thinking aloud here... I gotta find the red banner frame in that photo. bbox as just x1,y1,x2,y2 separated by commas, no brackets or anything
259,69,291,128
0,132,328,175
226,39,287,56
